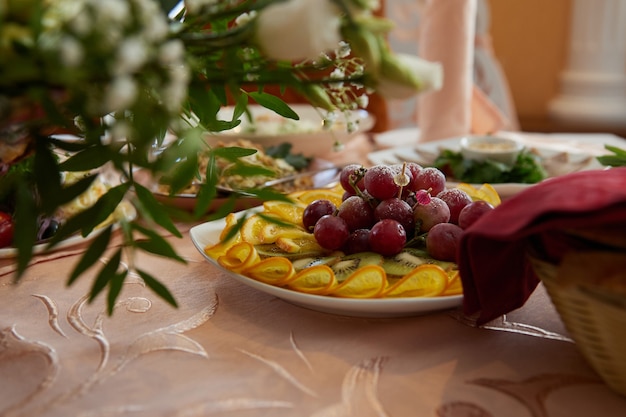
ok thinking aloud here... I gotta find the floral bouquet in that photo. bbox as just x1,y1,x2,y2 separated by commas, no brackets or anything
0,0,442,312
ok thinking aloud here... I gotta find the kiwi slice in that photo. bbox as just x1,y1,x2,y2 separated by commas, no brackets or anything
382,248,457,277
291,254,341,271
331,252,384,282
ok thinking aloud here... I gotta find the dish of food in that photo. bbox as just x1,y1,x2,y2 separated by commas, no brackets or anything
0,200,136,259
205,104,375,157
368,134,603,199
137,139,340,212
189,212,463,318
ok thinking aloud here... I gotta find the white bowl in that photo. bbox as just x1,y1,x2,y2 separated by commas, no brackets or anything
205,104,375,157
460,135,524,165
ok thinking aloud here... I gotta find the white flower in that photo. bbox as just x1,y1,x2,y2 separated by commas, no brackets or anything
59,36,84,67
93,0,129,25
376,53,443,100
356,94,369,108
104,76,138,113
115,37,148,76
255,0,342,62
159,40,185,65
162,65,190,112
235,11,257,27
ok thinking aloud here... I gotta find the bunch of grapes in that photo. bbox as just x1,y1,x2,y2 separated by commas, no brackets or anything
302,163,495,262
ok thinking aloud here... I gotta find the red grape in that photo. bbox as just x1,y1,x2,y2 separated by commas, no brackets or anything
426,222,463,262
374,197,415,237
337,195,375,232
436,188,473,224
369,219,406,256
413,196,451,233
458,200,494,229
343,229,371,254
313,215,350,250
413,167,446,196
363,164,400,200
405,162,424,191
339,164,366,194
303,199,336,231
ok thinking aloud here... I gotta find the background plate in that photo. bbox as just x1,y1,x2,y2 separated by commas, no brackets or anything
368,131,607,199
189,214,463,318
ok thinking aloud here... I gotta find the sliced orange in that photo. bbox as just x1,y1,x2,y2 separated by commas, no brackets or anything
383,264,448,297
275,235,325,254
287,264,338,294
442,271,463,296
243,257,295,285
263,200,306,226
205,214,242,259
291,188,343,207
331,264,387,298
456,183,501,207
240,213,310,245
217,242,261,273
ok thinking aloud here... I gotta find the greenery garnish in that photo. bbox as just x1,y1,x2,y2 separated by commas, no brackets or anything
597,145,626,167
433,149,547,184
265,143,312,170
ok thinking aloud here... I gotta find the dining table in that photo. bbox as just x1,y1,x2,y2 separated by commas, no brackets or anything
2,129,626,417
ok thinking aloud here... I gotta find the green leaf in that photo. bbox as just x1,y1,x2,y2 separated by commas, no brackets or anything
45,173,98,214
89,249,122,303
13,181,38,280
133,182,182,237
58,145,119,171
137,269,178,308
212,146,257,162
246,91,299,119
597,145,626,167
132,223,186,263
239,187,293,203
67,225,113,286
107,269,128,315
34,140,62,209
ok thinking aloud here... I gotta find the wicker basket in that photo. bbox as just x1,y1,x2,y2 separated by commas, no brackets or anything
529,255,626,397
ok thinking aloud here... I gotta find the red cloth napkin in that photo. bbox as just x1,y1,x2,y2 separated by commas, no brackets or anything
458,167,626,325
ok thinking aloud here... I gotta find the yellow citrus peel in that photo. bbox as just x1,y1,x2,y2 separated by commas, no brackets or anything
383,264,448,297
456,183,501,207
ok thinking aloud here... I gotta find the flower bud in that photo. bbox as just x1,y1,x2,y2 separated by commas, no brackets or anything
301,84,336,112
375,52,443,99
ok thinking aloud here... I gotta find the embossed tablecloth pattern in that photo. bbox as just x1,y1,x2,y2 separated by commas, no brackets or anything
3,227,626,417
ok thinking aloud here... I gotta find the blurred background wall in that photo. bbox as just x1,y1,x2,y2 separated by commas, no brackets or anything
385,0,626,137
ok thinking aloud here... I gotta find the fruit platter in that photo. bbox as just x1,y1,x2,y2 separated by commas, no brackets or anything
190,161,501,316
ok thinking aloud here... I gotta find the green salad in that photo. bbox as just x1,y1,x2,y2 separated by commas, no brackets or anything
433,149,547,184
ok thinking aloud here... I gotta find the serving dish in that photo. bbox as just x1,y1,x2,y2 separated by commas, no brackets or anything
368,133,603,199
133,158,340,212
205,104,375,157
0,201,136,259
189,213,463,318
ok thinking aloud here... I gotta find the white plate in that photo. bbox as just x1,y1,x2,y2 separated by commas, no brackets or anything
368,132,606,199
0,202,136,259
189,212,463,318
205,104,375,158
